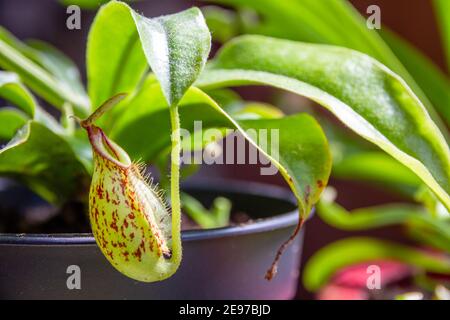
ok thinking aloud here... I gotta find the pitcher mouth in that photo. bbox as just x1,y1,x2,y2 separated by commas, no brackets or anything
86,125,132,169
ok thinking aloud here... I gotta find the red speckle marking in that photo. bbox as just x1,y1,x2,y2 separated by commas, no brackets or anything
110,221,118,232
96,184,104,199
133,248,142,261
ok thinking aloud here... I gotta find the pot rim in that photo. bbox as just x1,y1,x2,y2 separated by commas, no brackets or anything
0,179,300,245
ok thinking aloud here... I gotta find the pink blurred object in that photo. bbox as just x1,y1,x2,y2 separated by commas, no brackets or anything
318,284,368,300
318,260,413,300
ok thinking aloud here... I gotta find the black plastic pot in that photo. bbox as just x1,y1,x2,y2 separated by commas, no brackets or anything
0,181,303,299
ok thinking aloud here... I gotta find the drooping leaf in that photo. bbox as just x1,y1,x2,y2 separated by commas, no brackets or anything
196,35,450,210
303,237,450,292
111,84,331,222
204,0,448,133
87,1,211,107
0,27,89,116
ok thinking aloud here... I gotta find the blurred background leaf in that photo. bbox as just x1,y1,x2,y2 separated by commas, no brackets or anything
303,237,450,292
433,0,450,72
0,27,90,116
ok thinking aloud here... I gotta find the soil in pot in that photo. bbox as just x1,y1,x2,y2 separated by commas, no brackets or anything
0,179,255,233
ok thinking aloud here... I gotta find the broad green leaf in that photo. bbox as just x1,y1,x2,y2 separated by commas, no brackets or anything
0,107,28,140
131,7,211,106
434,0,450,71
87,1,147,107
0,121,89,204
87,1,211,108
205,0,448,133
381,30,450,124
111,85,331,219
0,27,89,116
303,237,450,292
196,35,450,210
0,71,35,116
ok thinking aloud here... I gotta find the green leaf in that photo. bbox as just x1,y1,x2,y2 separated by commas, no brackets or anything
434,0,450,71
87,1,211,107
0,71,71,135
0,121,89,204
131,7,211,106
110,84,331,220
202,6,239,43
0,71,35,116
316,197,450,244
181,193,231,229
303,237,450,292
381,30,450,125
26,40,87,98
196,35,450,210
0,27,89,116
87,1,147,107
333,152,421,193
0,107,28,141
59,0,111,9
317,116,421,196
205,0,448,133
233,102,284,120
414,186,450,219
